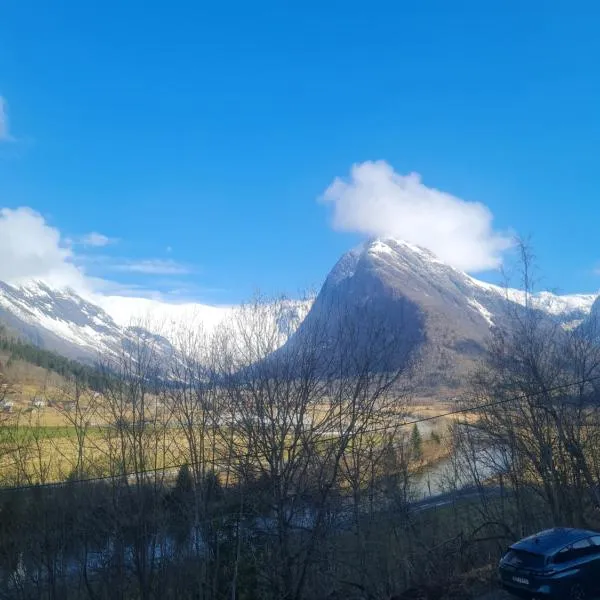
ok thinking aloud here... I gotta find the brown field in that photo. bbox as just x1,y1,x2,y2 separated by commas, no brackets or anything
0,367,466,487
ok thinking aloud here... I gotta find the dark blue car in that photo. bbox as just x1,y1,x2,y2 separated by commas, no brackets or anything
499,527,600,599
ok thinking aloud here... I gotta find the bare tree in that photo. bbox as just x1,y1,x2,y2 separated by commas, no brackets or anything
47,376,99,480
0,360,15,406
166,320,241,599
462,239,600,532
97,325,176,600
217,293,416,600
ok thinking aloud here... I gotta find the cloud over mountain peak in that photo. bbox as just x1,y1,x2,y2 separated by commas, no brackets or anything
322,161,513,273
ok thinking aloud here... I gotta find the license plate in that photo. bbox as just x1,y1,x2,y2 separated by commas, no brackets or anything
512,576,529,585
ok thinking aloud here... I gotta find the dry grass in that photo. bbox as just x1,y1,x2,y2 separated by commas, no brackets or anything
0,386,461,487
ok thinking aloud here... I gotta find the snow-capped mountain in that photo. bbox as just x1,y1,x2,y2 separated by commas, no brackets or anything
0,280,312,364
95,295,313,344
0,280,131,361
353,239,594,326
95,295,234,333
0,239,596,381
283,239,597,387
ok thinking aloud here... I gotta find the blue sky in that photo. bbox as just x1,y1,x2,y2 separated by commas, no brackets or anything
1,1,600,302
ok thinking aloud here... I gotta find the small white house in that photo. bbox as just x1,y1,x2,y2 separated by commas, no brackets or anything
31,398,45,409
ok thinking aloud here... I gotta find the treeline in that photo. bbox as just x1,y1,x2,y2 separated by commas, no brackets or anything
0,326,105,390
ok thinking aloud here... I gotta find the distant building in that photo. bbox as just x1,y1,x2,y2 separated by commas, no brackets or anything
31,398,45,409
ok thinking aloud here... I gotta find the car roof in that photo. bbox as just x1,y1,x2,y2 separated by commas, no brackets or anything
510,528,600,555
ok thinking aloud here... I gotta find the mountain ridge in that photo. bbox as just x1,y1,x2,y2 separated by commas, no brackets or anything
0,239,596,379
283,238,597,389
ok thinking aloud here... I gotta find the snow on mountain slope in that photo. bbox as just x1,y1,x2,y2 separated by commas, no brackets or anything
0,279,313,363
465,275,596,318
96,295,235,333
364,238,596,326
0,240,596,369
0,280,129,361
95,295,313,341
286,238,599,387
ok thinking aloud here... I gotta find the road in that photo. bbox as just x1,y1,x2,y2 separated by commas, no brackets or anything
410,484,504,513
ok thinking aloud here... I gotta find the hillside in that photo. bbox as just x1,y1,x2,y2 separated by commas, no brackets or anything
0,325,108,419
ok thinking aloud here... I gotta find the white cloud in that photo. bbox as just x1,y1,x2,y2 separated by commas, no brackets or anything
111,259,191,275
322,161,513,272
0,96,11,141
0,207,88,290
0,207,193,295
79,232,117,247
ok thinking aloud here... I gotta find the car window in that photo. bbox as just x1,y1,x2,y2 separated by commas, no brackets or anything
581,537,600,557
554,539,594,564
505,549,546,568
554,547,572,564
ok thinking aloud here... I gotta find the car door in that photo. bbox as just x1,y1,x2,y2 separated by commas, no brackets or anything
552,539,593,591
567,538,595,591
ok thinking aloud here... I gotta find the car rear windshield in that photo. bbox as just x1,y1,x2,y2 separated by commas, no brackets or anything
505,549,546,569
